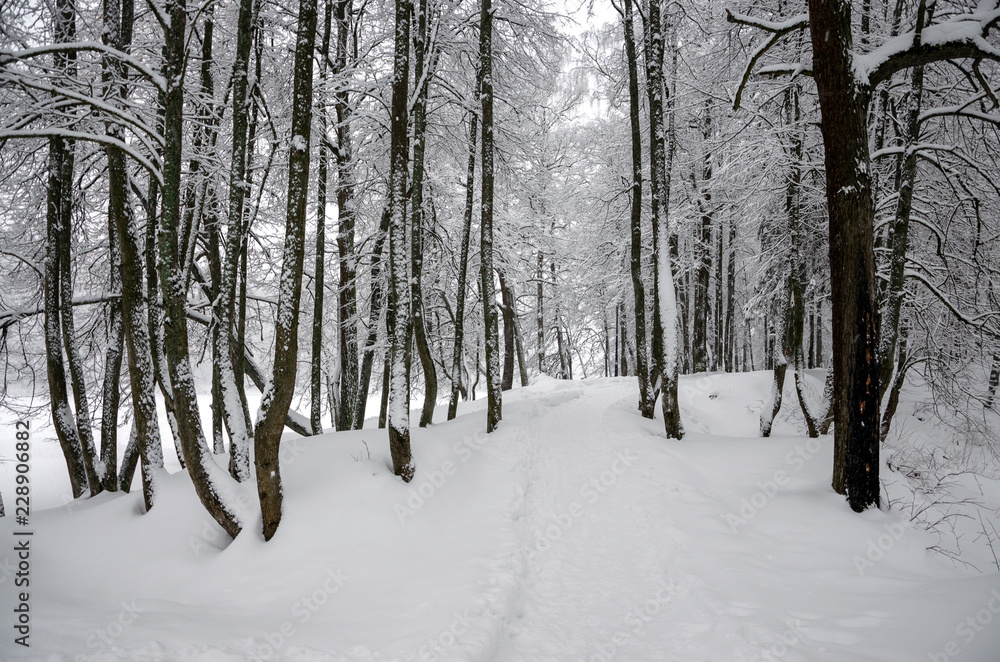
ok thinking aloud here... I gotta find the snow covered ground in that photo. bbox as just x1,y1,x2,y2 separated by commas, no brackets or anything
2,372,1000,661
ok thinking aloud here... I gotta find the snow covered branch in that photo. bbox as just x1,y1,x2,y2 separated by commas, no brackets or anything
863,4,1000,87
0,42,167,93
0,129,163,185
727,10,809,110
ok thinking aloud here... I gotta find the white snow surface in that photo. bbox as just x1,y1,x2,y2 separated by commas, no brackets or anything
3,373,1000,661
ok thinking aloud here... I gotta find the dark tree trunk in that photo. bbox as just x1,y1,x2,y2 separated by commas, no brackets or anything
254,0,320,538
693,103,713,374
355,208,391,429
311,0,333,436
808,0,881,511
623,0,654,418
726,219,737,372
480,0,502,433
499,269,516,391
410,0,438,428
536,250,545,374
334,0,360,431
447,92,478,420
160,0,242,538
644,0,682,439
386,0,415,479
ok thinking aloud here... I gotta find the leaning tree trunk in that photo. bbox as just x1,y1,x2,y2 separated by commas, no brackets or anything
160,0,242,538
386,0,416,480
808,0,881,511
480,0,502,433
254,0,319,539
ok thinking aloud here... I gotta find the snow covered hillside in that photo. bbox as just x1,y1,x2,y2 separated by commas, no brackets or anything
3,373,1000,661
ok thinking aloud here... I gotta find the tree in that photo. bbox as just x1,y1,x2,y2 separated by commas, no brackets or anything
620,0,655,419
254,0,320,539
730,0,1000,511
387,0,416,481
480,0,502,433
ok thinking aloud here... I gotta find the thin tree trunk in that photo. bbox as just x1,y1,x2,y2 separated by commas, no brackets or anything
499,269,516,391
480,0,502,433
354,208,391,429
311,0,333,436
411,0,438,427
447,91,478,420
645,0,682,439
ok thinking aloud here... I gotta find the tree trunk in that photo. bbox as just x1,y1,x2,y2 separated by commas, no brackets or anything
254,0,320,539
623,0,655,418
760,287,790,438
386,0,416,479
311,0,333,435
499,269,516,391
480,0,502,433
645,0,682,439
447,91,478,420
411,0,438,427
215,0,258,481
160,0,242,538
334,0,360,431
354,207,391,429
808,0,881,511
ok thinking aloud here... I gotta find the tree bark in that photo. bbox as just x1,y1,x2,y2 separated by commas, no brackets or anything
808,0,881,511
334,0,360,431
480,0,502,433
447,91,478,420
254,0,320,539
311,0,333,436
387,0,416,479
623,0,655,418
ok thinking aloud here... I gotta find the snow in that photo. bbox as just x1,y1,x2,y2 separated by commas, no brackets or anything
2,373,1000,660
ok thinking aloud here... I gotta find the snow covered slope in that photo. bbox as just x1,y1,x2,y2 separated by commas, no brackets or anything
2,373,999,661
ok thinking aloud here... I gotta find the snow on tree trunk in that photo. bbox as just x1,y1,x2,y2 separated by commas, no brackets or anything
254,0,320,538
808,0,881,512
480,0,502,434
386,0,415,481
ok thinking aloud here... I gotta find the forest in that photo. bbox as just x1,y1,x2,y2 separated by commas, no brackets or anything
3,0,1000,534
1,0,1000,656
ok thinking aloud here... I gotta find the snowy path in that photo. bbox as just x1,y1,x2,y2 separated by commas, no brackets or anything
495,379,755,661
490,377,1000,662
4,374,1000,661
